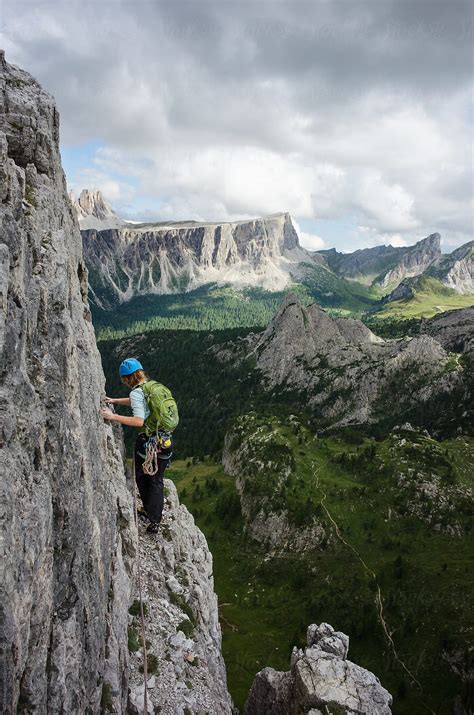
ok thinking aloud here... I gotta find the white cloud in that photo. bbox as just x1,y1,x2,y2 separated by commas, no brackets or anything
90,144,346,223
292,219,326,251
70,168,136,205
2,0,472,250
351,170,418,233
354,226,408,249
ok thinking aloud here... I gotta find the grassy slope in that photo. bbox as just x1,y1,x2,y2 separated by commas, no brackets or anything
296,262,377,313
168,420,473,714
374,277,474,320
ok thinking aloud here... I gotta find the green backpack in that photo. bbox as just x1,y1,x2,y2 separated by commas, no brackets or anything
141,380,179,436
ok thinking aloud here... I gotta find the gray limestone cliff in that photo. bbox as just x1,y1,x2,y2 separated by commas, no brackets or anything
245,623,392,714
82,212,310,308
0,51,136,712
426,241,474,294
127,482,233,715
318,244,405,285
383,242,474,304
211,293,472,439
375,233,441,288
420,306,474,354
0,53,232,714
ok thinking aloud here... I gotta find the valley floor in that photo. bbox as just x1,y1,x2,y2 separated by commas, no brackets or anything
167,428,473,714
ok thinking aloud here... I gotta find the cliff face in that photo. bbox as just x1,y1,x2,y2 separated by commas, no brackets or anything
317,244,404,284
82,212,309,307
316,234,442,290
1,53,234,714
0,53,136,711
128,482,233,714
380,240,474,305
420,306,474,354
375,233,441,288
222,416,328,553
426,241,474,294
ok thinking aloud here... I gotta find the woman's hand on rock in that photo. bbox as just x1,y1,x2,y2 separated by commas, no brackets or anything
104,396,115,404
101,408,116,421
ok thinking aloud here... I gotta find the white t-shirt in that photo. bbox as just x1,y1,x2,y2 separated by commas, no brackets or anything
130,387,150,420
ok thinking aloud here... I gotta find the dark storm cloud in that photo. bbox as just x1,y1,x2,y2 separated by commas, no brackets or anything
1,0,472,245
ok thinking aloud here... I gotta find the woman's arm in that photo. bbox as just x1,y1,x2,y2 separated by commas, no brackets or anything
101,409,144,428
105,396,131,405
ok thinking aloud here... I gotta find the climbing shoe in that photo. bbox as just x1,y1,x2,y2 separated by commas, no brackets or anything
137,508,149,522
146,522,160,534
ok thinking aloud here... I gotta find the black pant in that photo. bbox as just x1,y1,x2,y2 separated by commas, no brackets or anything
134,433,172,524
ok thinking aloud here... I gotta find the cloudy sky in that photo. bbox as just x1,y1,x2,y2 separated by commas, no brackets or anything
2,0,473,252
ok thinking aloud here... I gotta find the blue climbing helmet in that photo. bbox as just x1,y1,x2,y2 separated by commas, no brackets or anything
119,358,143,377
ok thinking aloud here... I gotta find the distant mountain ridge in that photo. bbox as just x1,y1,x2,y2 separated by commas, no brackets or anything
76,189,473,312
82,209,311,308
426,240,473,294
70,188,126,230
317,234,473,297
317,234,441,286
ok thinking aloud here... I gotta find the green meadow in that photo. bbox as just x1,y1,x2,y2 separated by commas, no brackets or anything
375,277,473,320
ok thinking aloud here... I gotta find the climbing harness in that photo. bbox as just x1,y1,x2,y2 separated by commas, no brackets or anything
133,459,149,714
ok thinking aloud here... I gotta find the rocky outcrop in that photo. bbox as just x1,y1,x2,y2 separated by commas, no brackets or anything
317,233,472,297
245,293,465,432
375,233,441,289
127,481,233,714
426,241,474,294
71,188,126,230
382,276,417,303
420,307,474,354
245,623,392,714
0,53,232,715
223,414,327,552
82,212,311,308
383,243,474,305
0,52,136,711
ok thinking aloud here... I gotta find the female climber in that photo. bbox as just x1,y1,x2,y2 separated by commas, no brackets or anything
100,358,178,534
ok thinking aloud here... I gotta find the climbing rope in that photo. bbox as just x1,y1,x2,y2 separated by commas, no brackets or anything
143,436,160,476
133,458,149,715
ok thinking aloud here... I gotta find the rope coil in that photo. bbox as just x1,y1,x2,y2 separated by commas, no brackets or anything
143,437,160,476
